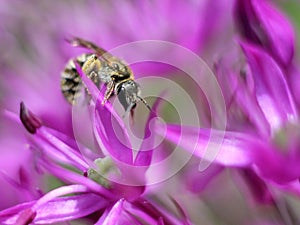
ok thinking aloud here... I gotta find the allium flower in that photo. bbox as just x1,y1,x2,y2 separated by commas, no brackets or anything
1,0,300,224
0,69,187,224
0,113,42,210
0,0,233,223
161,0,300,205
1,108,146,223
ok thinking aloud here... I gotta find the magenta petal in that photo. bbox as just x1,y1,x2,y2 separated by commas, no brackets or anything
33,127,89,171
274,180,300,197
15,208,36,225
251,0,295,66
253,143,300,183
0,194,107,224
39,159,114,199
289,66,300,109
241,42,297,130
75,60,133,165
157,124,253,167
0,202,34,224
157,217,165,225
235,0,295,66
134,97,163,166
215,57,270,136
93,110,133,164
97,199,125,225
238,169,274,204
185,164,223,193
34,193,107,224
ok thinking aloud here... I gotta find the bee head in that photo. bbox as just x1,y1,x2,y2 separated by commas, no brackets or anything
117,80,141,112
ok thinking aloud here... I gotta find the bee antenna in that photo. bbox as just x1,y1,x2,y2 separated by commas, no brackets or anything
65,36,80,46
137,96,152,112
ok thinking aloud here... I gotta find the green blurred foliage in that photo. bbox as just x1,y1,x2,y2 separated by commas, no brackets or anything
279,1,300,49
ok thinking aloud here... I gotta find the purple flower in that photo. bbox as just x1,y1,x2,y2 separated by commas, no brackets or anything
0,56,194,224
159,0,300,207
0,0,233,212
234,0,295,67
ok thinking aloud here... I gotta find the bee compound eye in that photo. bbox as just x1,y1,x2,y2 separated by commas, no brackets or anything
117,85,132,111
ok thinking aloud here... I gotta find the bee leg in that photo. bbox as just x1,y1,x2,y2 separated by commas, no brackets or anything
102,80,115,105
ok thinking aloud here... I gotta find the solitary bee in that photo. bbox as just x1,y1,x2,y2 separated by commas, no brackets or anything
61,37,151,115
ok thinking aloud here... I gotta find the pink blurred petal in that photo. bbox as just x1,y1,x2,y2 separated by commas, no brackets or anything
157,217,165,225
169,197,191,225
34,193,107,224
0,112,41,209
15,208,36,225
241,42,297,130
97,199,125,225
288,66,300,111
185,164,223,193
238,169,274,204
252,0,295,66
253,142,300,183
157,124,253,167
134,96,164,166
214,53,271,136
0,193,107,224
0,201,34,222
235,0,295,66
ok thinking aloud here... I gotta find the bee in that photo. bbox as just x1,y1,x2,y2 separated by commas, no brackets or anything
61,37,151,115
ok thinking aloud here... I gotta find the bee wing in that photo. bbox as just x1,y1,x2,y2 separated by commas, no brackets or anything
67,37,113,61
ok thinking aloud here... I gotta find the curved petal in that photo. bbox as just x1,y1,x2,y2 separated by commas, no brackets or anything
241,42,297,131
214,52,270,137
156,124,253,167
0,202,34,222
39,159,114,199
157,217,165,225
74,60,133,165
235,0,295,66
0,193,107,224
185,164,223,193
251,0,295,66
235,169,274,204
93,110,133,164
253,143,300,183
0,111,42,209
134,96,164,166
35,194,107,224
96,199,125,225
